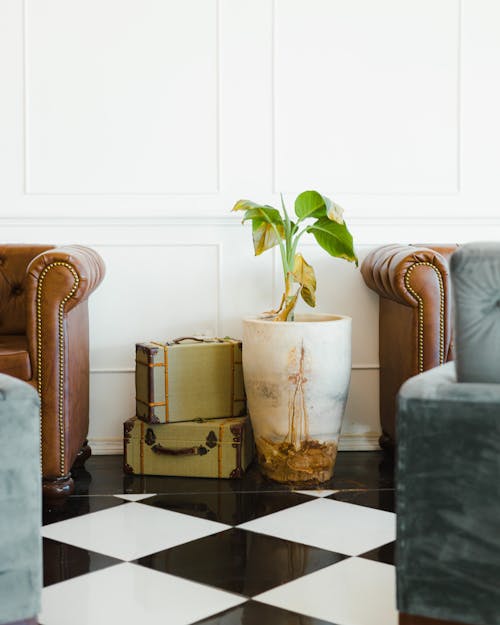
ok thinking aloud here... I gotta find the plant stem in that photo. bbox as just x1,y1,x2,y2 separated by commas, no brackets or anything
290,227,308,261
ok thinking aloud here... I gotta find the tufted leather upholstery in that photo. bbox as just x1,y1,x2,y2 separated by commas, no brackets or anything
361,244,458,448
0,336,31,380
0,245,105,497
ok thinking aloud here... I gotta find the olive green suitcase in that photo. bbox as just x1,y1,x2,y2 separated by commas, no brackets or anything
123,415,254,478
135,337,246,424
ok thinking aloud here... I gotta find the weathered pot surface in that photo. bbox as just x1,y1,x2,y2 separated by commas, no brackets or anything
243,313,352,483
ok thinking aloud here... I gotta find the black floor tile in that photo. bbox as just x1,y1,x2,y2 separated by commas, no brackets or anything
191,600,338,625
43,538,123,586
122,463,296,495
140,491,312,525
358,541,395,566
72,450,394,496
327,452,394,491
43,495,126,525
327,489,395,512
134,528,347,597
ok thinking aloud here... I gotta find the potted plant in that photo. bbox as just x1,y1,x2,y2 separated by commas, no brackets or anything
232,191,358,483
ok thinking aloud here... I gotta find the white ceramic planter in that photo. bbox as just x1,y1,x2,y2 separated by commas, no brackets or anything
243,313,352,483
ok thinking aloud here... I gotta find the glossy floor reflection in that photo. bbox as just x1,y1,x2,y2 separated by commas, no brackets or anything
40,451,397,625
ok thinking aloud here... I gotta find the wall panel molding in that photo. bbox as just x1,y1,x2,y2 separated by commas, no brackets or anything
90,363,380,374
3,0,500,453
88,242,223,369
23,0,220,195
272,0,461,195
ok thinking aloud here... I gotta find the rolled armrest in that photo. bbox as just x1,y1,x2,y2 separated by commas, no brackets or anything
360,244,452,307
24,245,105,478
24,244,105,382
26,245,105,313
361,244,457,446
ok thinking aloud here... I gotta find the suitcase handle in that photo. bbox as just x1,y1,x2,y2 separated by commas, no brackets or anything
151,443,209,456
169,336,224,344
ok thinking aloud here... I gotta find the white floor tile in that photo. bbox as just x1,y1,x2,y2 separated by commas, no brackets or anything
293,489,338,497
256,557,398,625
113,493,157,501
238,498,395,556
39,562,245,625
41,502,229,560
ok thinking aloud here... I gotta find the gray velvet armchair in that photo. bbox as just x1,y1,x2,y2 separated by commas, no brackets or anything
0,373,41,625
396,242,500,625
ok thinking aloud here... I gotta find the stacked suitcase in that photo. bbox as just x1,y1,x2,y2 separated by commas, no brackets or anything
123,337,254,478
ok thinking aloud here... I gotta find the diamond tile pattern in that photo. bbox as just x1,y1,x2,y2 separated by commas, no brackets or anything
255,557,398,625
39,454,397,625
41,501,230,561
134,527,347,596
238,497,396,556
140,490,312,525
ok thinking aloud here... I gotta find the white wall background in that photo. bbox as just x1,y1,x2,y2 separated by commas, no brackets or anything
2,0,500,453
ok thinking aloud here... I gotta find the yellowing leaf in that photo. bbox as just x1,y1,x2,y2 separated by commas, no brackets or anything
292,254,317,308
272,292,299,322
232,199,260,212
252,219,285,256
236,204,285,256
326,200,345,224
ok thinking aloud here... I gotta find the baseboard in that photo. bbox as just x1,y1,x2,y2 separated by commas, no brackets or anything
338,434,381,451
89,434,381,455
89,438,123,455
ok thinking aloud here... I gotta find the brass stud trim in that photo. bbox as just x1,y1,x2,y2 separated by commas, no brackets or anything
37,262,80,476
404,262,445,373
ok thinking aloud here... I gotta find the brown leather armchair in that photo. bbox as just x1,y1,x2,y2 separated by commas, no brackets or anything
361,244,457,449
0,244,105,497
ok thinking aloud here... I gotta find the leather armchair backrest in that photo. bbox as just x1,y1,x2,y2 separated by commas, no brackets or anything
418,244,458,262
0,245,54,335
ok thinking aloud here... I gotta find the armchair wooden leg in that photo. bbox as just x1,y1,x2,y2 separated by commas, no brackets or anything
72,440,92,469
42,474,74,498
379,432,395,452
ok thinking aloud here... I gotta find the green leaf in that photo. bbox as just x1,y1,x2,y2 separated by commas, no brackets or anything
307,217,358,265
294,190,329,220
292,253,316,307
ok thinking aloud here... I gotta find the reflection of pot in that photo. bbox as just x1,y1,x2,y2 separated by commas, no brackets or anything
244,531,308,590
243,314,352,483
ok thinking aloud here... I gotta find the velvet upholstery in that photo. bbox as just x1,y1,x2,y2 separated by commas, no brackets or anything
0,374,41,625
396,242,500,625
397,362,500,625
451,242,500,383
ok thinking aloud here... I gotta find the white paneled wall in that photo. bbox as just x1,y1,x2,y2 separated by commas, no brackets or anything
1,0,500,453
274,0,459,194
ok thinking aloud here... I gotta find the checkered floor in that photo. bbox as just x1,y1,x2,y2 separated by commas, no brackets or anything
40,454,396,625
